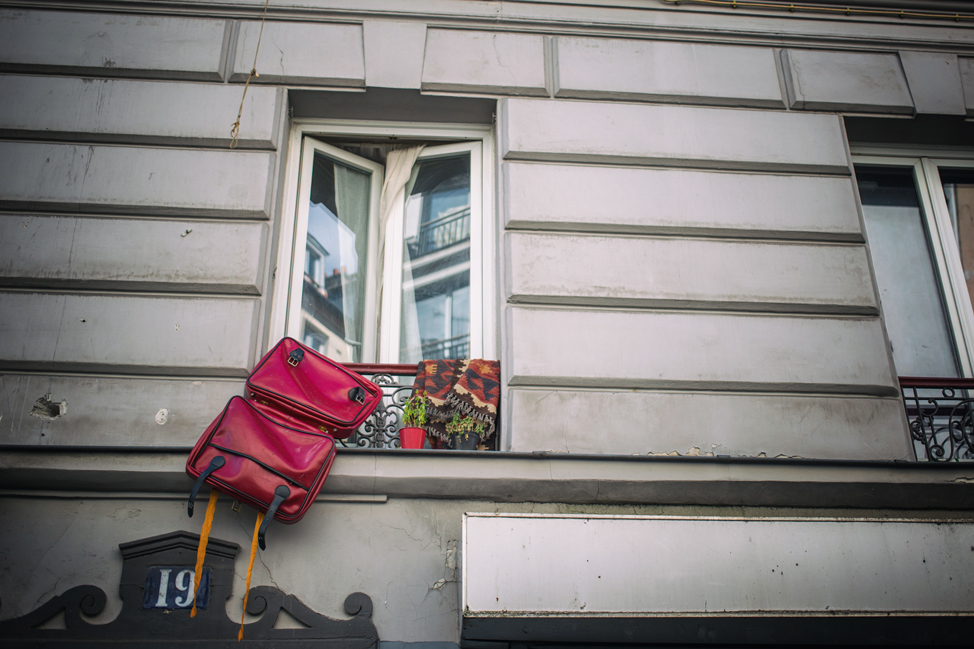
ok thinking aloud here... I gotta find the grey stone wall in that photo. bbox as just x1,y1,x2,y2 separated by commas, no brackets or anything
2,1,973,644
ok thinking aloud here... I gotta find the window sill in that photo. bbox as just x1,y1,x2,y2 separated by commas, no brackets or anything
2,447,974,510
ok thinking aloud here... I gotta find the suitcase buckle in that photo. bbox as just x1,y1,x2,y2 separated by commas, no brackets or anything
287,349,304,367
348,387,366,404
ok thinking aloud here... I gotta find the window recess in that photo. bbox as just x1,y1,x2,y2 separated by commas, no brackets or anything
270,122,495,367
854,154,974,461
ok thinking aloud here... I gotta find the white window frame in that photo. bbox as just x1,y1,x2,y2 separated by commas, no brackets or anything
380,140,483,361
269,120,496,364
853,150,974,377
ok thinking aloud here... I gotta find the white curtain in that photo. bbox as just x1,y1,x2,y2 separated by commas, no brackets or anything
375,145,424,343
333,164,371,359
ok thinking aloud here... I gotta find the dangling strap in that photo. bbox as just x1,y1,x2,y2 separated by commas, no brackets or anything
239,512,265,642
190,490,219,618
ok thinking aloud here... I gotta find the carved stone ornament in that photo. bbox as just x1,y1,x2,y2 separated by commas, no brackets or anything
0,530,379,648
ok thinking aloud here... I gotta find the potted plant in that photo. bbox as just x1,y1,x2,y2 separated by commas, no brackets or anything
445,413,487,451
399,391,428,449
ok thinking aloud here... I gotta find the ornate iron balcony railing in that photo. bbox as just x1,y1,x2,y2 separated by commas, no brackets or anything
900,376,974,462
341,363,418,449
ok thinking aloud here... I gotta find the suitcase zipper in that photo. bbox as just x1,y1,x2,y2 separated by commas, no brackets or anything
208,443,313,491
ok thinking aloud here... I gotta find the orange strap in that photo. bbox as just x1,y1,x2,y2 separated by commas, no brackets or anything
190,490,219,618
239,511,265,642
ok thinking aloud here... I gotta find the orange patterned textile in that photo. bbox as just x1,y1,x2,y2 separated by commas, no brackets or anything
412,359,500,445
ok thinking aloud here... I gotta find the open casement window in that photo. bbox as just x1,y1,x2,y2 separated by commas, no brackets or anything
278,128,492,365
853,156,974,378
381,142,483,363
288,140,383,364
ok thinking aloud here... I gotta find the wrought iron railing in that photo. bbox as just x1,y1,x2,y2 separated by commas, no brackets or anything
900,376,974,462
407,208,470,258
342,363,418,449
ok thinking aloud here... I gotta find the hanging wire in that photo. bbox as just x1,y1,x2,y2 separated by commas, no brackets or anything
230,0,271,148
661,0,971,22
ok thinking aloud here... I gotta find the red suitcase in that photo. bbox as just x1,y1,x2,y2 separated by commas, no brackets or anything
186,337,382,548
186,396,338,548
246,337,383,438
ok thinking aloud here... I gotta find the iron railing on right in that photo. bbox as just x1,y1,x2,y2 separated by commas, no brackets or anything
900,376,974,462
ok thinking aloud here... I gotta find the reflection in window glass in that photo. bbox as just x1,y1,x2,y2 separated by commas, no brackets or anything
857,166,959,377
941,169,974,314
301,152,371,363
399,154,471,362
302,321,329,355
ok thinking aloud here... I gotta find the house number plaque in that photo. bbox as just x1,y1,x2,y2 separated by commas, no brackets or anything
141,566,210,610
0,531,378,647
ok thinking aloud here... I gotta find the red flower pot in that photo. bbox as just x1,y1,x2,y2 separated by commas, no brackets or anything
399,427,426,449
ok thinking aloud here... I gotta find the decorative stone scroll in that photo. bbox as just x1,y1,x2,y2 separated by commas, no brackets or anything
0,530,378,648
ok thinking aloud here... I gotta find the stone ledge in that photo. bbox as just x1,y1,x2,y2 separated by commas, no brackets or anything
1,448,972,510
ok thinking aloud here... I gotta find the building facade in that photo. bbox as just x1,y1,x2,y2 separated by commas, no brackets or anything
2,0,974,645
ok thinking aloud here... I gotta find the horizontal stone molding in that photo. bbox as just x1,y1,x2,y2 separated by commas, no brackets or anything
3,450,974,510
506,232,878,314
0,215,266,294
503,162,864,241
0,142,275,218
782,49,914,114
500,99,851,174
0,9,229,81
0,375,244,447
422,29,547,96
0,76,281,149
554,36,784,108
509,388,910,460
506,307,898,395
0,292,259,376
231,20,365,86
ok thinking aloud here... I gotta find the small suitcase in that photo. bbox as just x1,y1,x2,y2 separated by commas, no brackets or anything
186,396,338,548
246,337,383,438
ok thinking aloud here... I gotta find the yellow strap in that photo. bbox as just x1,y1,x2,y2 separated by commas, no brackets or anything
239,511,265,642
190,490,219,618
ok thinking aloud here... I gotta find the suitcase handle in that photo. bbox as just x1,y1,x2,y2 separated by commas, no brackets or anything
258,485,291,550
348,387,366,404
287,348,304,367
187,455,225,517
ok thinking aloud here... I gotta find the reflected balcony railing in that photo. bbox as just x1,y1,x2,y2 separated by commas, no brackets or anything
900,376,974,462
407,208,470,259
421,334,469,361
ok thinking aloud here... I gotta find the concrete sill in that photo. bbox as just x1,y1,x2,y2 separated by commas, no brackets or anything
1,447,973,509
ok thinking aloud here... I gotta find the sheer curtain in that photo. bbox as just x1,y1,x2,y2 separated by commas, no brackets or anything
376,145,425,340
332,164,371,358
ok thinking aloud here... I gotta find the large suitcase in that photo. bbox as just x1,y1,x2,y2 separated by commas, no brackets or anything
246,337,383,438
186,396,338,548
186,337,382,548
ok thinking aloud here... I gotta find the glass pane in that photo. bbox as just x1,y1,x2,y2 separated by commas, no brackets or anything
399,153,471,363
940,168,974,314
300,151,371,363
857,166,958,377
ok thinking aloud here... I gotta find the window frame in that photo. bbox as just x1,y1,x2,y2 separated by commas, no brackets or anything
381,140,483,362
852,150,974,377
268,120,497,364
